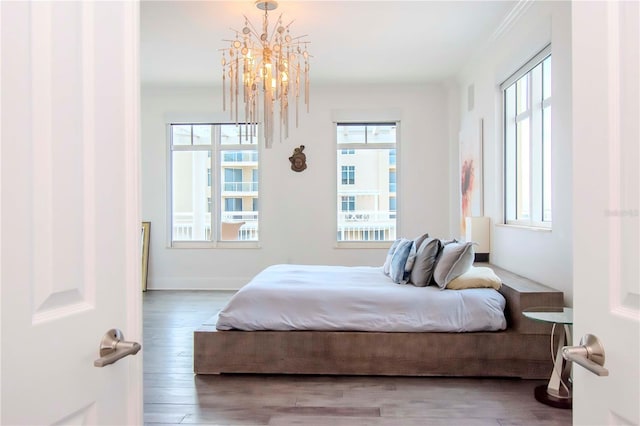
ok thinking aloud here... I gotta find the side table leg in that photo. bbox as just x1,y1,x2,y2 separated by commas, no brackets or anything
534,323,573,409
560,325,573,390
547,324,567,396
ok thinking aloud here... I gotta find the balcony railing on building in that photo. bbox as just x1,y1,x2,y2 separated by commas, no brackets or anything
337,210,396,241
173,212,258,241
174,209,396,242
222,181,258,192
222,152,258,163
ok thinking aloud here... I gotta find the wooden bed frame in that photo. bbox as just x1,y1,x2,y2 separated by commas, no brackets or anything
194,264,564,379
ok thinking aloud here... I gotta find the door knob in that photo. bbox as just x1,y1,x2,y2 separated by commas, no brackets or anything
562,333,609,376
94,329,141,367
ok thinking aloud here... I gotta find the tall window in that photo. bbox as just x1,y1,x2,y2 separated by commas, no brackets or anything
502,45,552,227
170,123,259,244
336,122,398,242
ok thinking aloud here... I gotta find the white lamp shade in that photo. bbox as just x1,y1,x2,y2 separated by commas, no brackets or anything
465,217,490,253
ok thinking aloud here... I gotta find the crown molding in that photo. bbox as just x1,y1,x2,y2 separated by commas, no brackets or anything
489,0,536,44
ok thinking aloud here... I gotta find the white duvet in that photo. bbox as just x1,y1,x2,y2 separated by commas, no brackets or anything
216,264,507,332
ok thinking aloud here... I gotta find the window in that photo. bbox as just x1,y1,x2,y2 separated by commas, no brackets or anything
389,171,396,193
341,196,355,212
224,168,243,191
336,122,398,242
502,45,551,227
170,123,259,244
389,150,396,166
225,198,242,212
251,169,259,192
341,165,355,185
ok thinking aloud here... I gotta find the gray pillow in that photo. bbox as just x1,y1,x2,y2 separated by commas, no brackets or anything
403,233,428,274
383,239,402,276
433,242,475,289
409,237,442,287
389,238,413,284
413,232,429,249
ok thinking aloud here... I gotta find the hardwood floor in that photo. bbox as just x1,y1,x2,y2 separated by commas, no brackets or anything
143,290,572,426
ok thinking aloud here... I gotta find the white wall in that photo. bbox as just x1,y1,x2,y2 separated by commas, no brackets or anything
453,1,573,304
142,84,452,289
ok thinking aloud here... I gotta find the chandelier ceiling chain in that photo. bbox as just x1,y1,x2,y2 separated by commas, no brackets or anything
221,0,311,148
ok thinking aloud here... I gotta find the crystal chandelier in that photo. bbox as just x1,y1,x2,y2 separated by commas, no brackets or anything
222,0,311,148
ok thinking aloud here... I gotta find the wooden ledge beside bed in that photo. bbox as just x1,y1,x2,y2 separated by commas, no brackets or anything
194,263,564,379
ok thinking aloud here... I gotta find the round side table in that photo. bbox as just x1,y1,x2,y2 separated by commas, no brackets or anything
523,307,573,409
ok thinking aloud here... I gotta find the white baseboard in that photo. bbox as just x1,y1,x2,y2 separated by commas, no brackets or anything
146,276,249,291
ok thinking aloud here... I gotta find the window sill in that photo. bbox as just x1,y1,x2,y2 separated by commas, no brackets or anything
169,241,261,249
495,223,552,232
335,241,391,249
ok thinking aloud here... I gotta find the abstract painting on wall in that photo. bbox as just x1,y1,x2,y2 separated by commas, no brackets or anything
459,118,484,236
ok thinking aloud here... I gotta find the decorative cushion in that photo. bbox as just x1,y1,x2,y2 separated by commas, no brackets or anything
389,238,414,284
404,241,418,273
409,237,442,287
413,232,430,250
447,266,502,290
405,233,428,274
383,239,401,276
433,241,475,289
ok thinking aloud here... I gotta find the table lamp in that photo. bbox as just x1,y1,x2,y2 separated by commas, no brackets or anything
465,216,490,262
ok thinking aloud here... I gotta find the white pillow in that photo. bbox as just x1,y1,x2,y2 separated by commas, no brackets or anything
447,266,502,290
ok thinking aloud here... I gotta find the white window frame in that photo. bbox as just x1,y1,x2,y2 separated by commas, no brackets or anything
167,122,259,248
501,44,552,228
335,121,399,247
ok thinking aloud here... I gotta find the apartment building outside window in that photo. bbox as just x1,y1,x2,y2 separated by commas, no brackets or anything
169,123,259,244
336,122,398,242
502,45,552,227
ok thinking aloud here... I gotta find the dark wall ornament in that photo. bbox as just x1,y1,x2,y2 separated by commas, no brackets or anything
289,145,307,172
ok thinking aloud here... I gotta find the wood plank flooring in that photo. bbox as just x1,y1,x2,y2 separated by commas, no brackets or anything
143,290,572,426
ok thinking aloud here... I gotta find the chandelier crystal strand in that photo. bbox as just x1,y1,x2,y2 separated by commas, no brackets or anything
221,0,310,148
222,54,226,112
235,52,239,128
295,61,300,128
305,55,310,113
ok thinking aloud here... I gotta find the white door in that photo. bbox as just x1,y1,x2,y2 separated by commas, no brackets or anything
572,1,639,425
1,1,142,425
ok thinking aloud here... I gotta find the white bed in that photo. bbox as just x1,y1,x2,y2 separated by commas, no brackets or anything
216,264,507,332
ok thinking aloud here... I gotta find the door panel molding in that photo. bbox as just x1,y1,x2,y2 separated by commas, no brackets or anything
30,1,98,323
606,0,640,317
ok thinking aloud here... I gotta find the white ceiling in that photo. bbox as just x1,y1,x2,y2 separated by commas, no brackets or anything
140,1,516,87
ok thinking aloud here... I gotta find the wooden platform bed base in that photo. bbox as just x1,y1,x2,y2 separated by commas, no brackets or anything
194,264,564,379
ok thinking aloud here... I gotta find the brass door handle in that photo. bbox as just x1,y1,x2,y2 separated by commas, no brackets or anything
562,333,609,376
94,329,141,367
